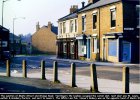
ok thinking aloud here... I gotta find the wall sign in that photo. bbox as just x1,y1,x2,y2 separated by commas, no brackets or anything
124,28,134,31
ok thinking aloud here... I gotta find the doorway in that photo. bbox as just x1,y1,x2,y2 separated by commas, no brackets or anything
122,41,131,62
87,39,90,59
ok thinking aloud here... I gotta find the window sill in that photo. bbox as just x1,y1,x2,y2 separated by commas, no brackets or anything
108,55,117,57
82,30,86,32
93,52,97,54
93,29,97,31
110,27,116,29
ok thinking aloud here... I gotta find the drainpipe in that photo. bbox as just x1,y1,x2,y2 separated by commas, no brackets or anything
98,8,101,61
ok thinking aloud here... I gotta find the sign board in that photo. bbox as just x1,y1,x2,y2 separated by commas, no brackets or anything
81,46,87,55
124,28,134,31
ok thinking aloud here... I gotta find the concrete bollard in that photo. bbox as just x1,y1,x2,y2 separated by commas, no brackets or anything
122,66,129,93
6,60,10,77
53,61,60,83
90,64,98,92
71,63,77,87
22,60,27,78
41,60,46,80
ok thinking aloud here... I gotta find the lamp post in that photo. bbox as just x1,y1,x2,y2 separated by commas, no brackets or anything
12,17,25,57
1,0,21,26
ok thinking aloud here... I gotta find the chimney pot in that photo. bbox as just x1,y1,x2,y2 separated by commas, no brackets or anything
82,2,85,8
36,22,40,32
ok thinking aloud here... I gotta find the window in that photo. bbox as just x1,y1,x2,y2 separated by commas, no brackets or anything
93,14,97,29
71,43,74,54
0,41,7,47
63,22,66,33
110,9,116,28
93,38,97,53
78,40,86,56
63,43,67,53
136,5,140,28
70,20,74,33
60,23,62,34
75,19,77,32
108,39,117,57
82,16,86,31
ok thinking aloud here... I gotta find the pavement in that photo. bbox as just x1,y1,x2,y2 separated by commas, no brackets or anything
0,68,139,94
18,55,139,67
52,56,139,67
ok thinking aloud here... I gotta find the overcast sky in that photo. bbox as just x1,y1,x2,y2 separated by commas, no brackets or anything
0,0,87,35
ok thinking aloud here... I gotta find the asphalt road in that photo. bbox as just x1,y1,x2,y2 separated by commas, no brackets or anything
0,55,140,83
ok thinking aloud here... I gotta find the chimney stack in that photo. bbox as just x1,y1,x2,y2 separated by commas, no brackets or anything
36,22,40,32
48,21,52,30
82,2,85,8
70,5,78,13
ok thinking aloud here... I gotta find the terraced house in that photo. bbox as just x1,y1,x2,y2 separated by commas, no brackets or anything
57,0,139,63
57,5,82,59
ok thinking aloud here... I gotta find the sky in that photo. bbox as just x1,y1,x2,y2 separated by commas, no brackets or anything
0,0,87,35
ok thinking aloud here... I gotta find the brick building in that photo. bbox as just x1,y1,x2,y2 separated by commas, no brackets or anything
57,5,79,59
57,0,139,63
57,3,91,59
78,0,139,63
32,22,58,54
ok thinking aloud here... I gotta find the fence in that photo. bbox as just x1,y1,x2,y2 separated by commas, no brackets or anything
5,60,129,93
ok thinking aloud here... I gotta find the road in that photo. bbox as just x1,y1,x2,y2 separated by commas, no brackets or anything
0,55,139,83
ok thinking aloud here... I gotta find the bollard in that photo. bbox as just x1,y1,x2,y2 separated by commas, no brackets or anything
41,60,46,80
22,60,27,78
71,63,77,87
90,64,98,92
53,61,60,83
122,66,129,93
6,60,10,77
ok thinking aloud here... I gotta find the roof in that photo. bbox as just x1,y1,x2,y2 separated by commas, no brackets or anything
0,25,9,32
79,0,121,13
58,4,92,21
59,13,78,21
51,26,58,35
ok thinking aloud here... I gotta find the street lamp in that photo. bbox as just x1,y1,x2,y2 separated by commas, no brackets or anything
12,17,25,56
1,0,21,26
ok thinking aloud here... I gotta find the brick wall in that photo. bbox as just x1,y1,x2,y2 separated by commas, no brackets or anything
32,26,57,54
100,2,123,62
78,1,123,62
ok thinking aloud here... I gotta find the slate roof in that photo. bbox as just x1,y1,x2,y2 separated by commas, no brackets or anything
58,0,138,21
58,4,92,21
0,25,9,32
51,26,58,35
79,0,121,13
58,13,78,22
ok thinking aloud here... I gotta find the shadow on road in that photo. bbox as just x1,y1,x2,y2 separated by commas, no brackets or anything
0,81,60,93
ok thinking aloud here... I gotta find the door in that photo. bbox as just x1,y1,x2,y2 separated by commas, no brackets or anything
87,39,90,59
122,41,131,62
